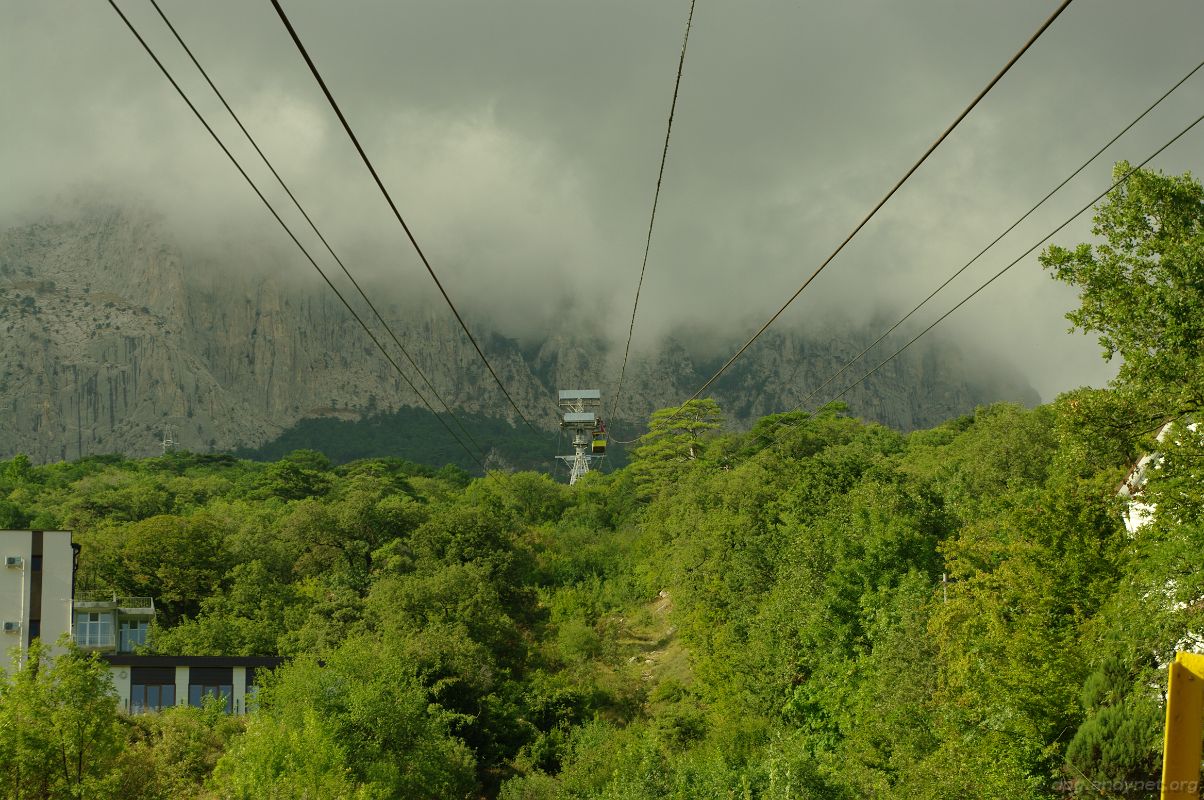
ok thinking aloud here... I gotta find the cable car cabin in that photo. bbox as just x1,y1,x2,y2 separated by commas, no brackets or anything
592,421,607,455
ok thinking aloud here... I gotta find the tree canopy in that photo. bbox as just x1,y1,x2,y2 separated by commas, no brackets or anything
1,164,1201,799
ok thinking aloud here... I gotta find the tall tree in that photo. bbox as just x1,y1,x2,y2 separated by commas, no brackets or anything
1043,164,1204,794
1040,163,1204,421
629,399,724,496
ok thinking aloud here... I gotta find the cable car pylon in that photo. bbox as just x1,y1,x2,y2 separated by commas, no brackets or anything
556,389,606,485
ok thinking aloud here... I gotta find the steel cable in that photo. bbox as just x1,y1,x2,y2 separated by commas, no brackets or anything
678,0,1075,408
269,0,544,435
147,0,492,462
107,0,491,474
609,0,698,426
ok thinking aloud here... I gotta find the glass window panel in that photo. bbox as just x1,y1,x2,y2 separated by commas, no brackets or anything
129,668,176,713
117,621,147,653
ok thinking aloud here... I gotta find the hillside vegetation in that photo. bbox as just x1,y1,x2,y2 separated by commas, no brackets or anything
0,165,1200,799
233,405,572,474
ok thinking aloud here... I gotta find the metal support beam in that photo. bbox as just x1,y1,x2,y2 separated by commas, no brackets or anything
556,389,603,485
1161,651,1204,799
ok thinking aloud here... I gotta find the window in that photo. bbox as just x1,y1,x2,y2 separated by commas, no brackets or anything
188,683,233,713
30,554,42,572
74,612,113,648
130,667,176,713
189,667,233,714
28,619,39,639
246,666,264,710
119,620,148,652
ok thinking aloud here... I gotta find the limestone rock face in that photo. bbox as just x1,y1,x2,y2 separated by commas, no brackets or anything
0,204,1038,462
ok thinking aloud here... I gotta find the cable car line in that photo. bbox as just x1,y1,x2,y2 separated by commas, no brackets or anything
819,113,1204,410
781,57,1204,423
675,0,1075,409
269,0,543,435
146,0,491,462
106,0,490,474
758,109,1204,453
609,0,698,426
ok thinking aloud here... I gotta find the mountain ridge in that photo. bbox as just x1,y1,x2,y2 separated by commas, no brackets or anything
0,203,1039,462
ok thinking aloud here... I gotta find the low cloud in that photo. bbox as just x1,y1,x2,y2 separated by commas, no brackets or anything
3,0,1201,400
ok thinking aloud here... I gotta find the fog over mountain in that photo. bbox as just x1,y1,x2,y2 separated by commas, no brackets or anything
3,0,1203,460
0,202,1042,461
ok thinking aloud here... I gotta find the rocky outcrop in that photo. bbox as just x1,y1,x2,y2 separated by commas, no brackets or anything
0,204,1037,462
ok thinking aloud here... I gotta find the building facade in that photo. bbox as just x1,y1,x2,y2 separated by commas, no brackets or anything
0,529,76,670
74,591,155,653
103,654,282,715
1,529,282,713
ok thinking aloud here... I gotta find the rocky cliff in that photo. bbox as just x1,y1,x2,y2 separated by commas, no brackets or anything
0,204,1038,462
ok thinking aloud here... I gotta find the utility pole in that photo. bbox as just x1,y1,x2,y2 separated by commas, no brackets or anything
555,389,605,485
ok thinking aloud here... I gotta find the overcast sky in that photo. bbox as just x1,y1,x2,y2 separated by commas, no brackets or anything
3,0,1202,401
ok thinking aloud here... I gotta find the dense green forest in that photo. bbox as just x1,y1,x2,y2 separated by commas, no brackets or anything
232,406,624,475
1,165,1200,799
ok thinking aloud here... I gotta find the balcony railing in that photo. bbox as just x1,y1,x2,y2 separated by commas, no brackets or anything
74,632,117,649
74,592,155,615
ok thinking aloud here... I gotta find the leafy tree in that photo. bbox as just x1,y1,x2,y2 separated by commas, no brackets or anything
215,643,477,799
90,514,230,624
406,505,527,596
210,706,370,800
1065,659,1163,794
0,500,30,529
279,449,333,473
2,454,33,487
279,474,425,583
0,641,123,799
113,700,243,800
464,472,570,527
152,561,298,656
62,471,172,526
252,459,332,501
1043,164,1204,793
1040,162,1204,420
629,399,723,496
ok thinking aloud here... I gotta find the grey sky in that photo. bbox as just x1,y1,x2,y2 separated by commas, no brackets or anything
3,0,1202,401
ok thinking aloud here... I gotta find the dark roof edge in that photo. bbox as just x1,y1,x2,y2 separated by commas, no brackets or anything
101,654,285,668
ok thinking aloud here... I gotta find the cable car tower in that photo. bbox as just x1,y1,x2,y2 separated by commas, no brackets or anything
556,389,607,485
161,424,177,454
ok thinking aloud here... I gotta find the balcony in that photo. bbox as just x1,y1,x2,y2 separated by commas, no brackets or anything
74,631,117,650
75,591,155,616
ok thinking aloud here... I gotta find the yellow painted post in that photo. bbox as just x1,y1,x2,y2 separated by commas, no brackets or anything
1161,652,1204,800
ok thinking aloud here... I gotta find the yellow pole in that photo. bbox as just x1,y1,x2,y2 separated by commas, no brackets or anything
1161,652,1204,800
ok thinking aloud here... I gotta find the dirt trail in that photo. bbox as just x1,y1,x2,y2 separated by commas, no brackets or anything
614,590,691,687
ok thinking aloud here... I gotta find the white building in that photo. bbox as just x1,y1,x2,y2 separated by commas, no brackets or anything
0,529,76,670
1,529,280,712
1116,422,1204,658
74,591,156,653
1117,421,1198,534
